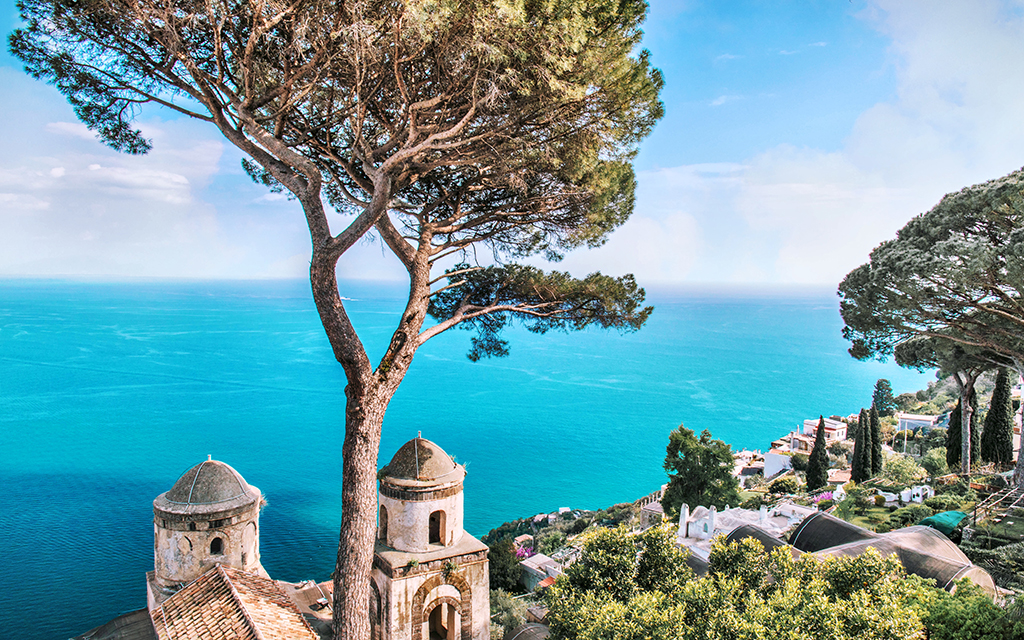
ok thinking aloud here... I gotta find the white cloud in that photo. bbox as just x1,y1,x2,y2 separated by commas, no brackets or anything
779,50,800,55
45,121,97,140
809,41,828,47
715,53,743,61
588,0,1024,285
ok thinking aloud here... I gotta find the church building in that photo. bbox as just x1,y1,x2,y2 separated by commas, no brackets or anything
74,437,489,640
372,437,490,640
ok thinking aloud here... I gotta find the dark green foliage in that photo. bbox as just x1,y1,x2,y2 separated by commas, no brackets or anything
852,408,872,483
791,453,809,471
806,416,830,491
429,264,652,361
961,541,1024,592
906,579,1024,640
981,368,1014,464
490,589,528,640
482,519,532,545
838,168,1024,370
768,476,801,495
946,396,981,468
661,425,740,518
888,504,935,529
870,405,883,476
874,379,897,416
488,539,523,592
923,494,966,512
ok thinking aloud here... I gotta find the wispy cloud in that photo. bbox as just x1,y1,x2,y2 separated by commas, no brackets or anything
809,41,828,47
779,49,800,55
715,53,743,61
710,94,742,107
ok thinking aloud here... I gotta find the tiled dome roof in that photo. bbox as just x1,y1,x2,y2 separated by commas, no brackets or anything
382,437,462,485
154,457,261,518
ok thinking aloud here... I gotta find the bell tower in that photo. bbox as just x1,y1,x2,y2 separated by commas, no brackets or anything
147,457,266,609
371,437,490,640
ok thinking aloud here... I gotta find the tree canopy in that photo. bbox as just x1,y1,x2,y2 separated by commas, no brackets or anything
874,379,897,417
9,1,665,636
661,425,741,518
852,408,871,483
839,167,1024,372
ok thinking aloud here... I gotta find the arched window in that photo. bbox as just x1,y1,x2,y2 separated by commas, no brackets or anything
379,506,389,543
429,510,446,545
210,537,224,555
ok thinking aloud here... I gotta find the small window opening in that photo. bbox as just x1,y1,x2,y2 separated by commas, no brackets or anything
210,537,224,555
188,522,197,531
429,510,446,545
379,506,389,542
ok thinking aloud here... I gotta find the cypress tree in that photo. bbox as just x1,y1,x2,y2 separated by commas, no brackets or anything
946,400,962,469
946,394,981,470
870,405,883,476
852,408,871,483
981,368,1014,465
806,416,829,490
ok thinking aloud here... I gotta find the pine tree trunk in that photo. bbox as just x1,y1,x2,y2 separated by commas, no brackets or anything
332,391,387,640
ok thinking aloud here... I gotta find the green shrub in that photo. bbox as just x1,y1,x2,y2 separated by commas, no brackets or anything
874,494,887,506
769,476,801,495
889,504,935,528
924,494,965,512
791,453,809,472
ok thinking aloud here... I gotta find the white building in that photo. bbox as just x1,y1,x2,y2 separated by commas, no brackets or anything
373,437,490,640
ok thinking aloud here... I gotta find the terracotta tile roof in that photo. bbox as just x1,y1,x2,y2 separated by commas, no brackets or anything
151,565,317,640
536,576,556,589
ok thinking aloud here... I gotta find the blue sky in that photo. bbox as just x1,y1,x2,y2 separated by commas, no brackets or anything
2,0,1024,284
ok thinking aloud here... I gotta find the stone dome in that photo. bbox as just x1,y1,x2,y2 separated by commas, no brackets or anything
382,437,463,486
154,457,261,519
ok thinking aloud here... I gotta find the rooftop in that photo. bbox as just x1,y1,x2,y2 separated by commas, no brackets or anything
380,437,464,487
154,458,261,518
150,565,317,640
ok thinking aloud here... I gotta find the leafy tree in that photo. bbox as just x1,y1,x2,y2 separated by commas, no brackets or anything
836,169,1024,482
874,379,898,416
635,526,694,597
920,448,949,478
896,336,993,474
946,396,981,470
489,539,523,593
880,453,927,487
661,425,741,518
981,368,1015,465
490,589,528,640
9,1,664,634
791,452,810,471
852,408,872,483
549,535,928,640
870,405,884,476
806,416,830,491
837,168,1024,370
905,579,1024,640
768,476,801,495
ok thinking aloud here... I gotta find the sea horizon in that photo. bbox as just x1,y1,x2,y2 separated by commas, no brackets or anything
0,278,935,639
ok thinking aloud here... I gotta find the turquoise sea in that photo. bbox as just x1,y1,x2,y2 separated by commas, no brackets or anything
0,279,933,639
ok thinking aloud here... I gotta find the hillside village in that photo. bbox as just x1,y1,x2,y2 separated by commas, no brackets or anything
482,376,1024,640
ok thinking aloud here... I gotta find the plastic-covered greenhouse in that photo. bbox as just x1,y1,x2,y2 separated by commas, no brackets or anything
723,512,994,597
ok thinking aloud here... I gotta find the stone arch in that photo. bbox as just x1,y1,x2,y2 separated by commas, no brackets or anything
424,596,461,640
210,536,224,555
411,572,471,640
370,578,383,640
